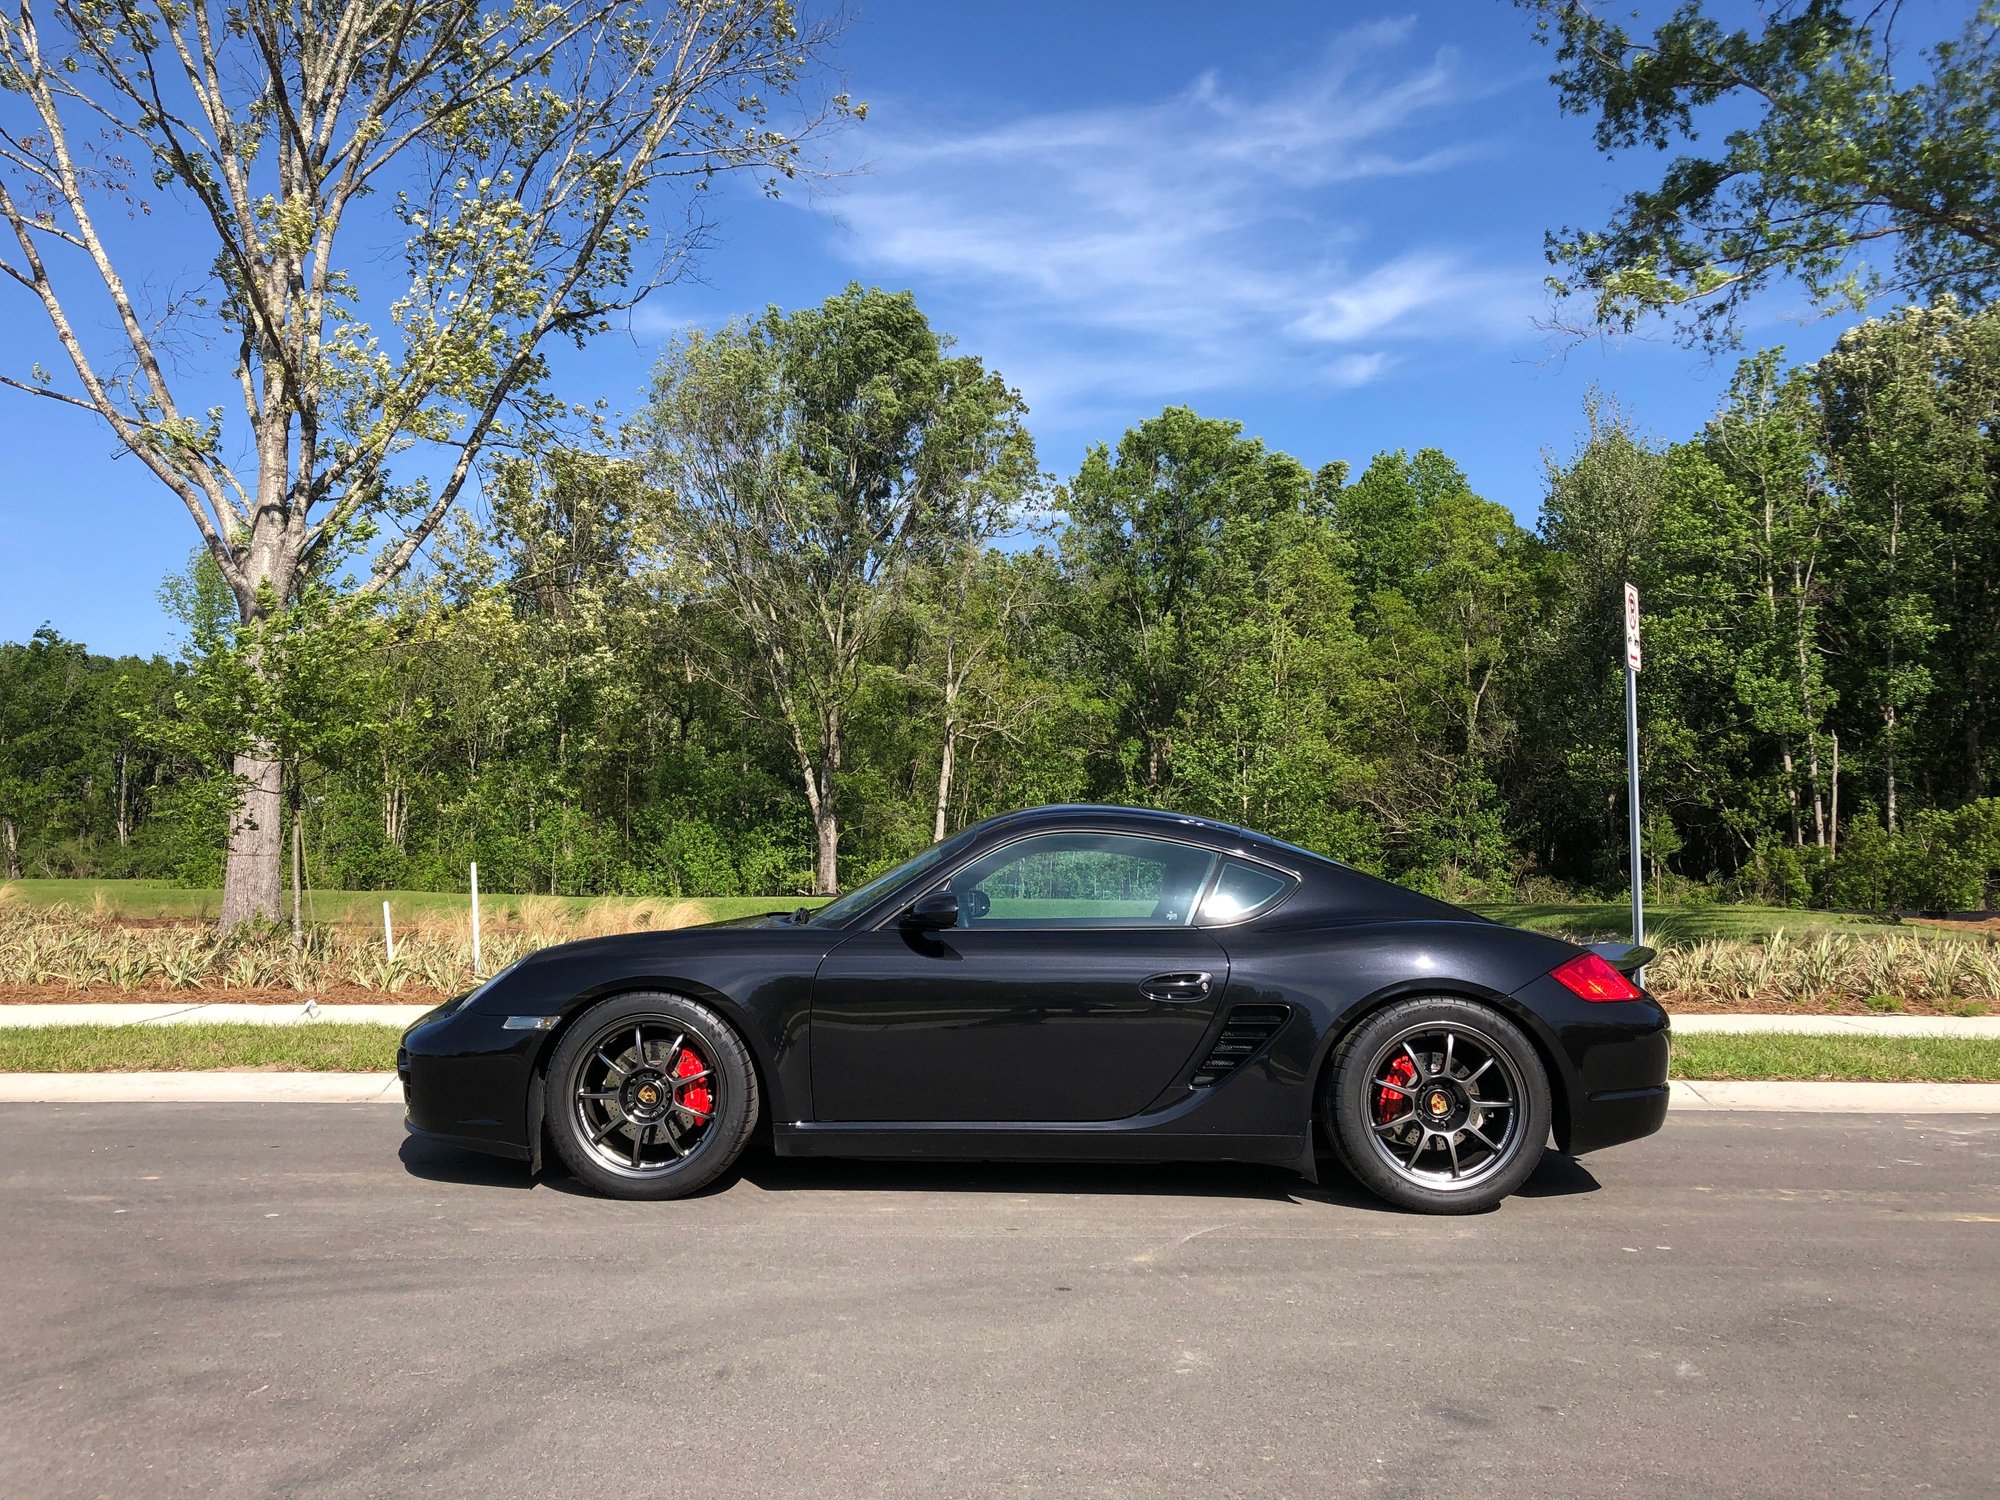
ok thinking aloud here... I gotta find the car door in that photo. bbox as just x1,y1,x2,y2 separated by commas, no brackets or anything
810,830,1231,1123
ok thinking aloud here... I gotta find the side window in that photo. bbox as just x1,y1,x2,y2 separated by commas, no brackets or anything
1196,859,1294,925
951,833,1218,927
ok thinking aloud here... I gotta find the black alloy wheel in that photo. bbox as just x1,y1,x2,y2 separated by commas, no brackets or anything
1323,997,1552,1214
545,991,758,1200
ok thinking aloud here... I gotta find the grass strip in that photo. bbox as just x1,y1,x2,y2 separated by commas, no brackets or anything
1670,1032,2000,1082
1,1023,1997,1083
0,1023,400,1072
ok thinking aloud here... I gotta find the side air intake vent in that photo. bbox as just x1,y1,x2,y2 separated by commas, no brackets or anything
1191,1004,1291,1087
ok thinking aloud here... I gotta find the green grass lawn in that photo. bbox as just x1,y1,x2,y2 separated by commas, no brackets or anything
1471,901,1955,943
4,1022,1997,1081
1,878,827,927
0,1023,400,1072
1669,1032,2000,1082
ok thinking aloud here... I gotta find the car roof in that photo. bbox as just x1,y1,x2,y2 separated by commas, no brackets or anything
962,803,1343,871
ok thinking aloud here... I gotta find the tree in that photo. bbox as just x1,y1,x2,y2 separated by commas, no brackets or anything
901,546,1051,844
1337,450,1534,887
1818,299,2000,820
1523,0,2000,346
0,0,853,924
636,285,1038,893
1063,410,1369,853
1511,395,1668,885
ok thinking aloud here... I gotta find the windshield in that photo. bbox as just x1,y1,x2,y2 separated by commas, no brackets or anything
809,827,982,928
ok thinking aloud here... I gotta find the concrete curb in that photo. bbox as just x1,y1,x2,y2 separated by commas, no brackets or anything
0,1071,401,1102
1668,1080,2000,1112
0,1072,1994,1112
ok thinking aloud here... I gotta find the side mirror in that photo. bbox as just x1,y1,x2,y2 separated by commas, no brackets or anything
902,890,959,932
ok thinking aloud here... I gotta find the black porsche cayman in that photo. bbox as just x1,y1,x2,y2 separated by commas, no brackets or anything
401,804,1669,1213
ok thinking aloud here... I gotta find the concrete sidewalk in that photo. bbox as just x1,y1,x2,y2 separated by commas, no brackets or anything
0,1072,1995,1111
1670,1012,2000,1037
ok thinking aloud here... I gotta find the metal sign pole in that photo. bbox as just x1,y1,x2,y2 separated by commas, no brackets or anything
1623,584,1644,958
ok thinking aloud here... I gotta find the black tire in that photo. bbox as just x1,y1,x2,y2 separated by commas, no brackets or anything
545,991,759,1200
1322,996,1551,1215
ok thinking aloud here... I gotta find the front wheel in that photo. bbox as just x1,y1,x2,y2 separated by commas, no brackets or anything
1323,998,1552,1215
545,992,759,1200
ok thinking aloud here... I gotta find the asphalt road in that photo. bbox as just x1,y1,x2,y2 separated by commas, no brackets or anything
1,1107,1995,1500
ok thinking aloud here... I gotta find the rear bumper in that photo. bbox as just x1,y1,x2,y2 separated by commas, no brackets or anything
1510,975,1671,1156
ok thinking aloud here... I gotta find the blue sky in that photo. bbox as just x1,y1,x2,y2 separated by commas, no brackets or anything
0,0,1883,656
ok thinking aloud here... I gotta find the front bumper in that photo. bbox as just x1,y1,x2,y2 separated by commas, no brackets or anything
400,998,544,1161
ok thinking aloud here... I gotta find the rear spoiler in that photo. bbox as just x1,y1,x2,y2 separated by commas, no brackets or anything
1587,942,1656,975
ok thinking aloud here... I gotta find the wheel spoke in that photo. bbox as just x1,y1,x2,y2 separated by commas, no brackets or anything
659,1120,688,1158
595,1047,629,1078
1465,1124,1501,1153
1464,1057,1495,1084
629,1122,648,1169
662,1032,686,1071
1374,1078,1414,1098
1469,1096,1512,1111
589,1114,623,1144
577,1088,620,1102
1402,1041,1427,1077
671,1068,713,1089
1445,1134,1463,1178
632,1027,647,1068
1443,1032,1457,1075
1373,1113,1415,1135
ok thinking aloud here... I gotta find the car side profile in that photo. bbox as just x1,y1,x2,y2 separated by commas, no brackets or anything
400,804,1669,1213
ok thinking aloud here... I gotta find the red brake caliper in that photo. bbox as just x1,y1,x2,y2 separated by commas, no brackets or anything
1376,1054,1418,1125
675,1046,712,1119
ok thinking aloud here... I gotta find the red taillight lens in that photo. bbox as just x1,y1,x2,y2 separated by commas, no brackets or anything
1550,951,1643,1002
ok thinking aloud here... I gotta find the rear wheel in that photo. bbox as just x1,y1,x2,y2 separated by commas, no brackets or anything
1323,997,1551,1214
545,992,758,1200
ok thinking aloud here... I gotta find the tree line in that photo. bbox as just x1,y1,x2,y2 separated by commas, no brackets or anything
7,286,2000,912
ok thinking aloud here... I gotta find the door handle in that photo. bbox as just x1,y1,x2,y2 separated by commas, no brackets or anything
1139,971,1212,1003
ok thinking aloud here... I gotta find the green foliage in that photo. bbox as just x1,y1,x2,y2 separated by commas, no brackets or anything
1525,0,2000,346
11,286,2000,912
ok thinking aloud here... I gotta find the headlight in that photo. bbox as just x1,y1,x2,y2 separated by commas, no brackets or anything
459,958,526,1012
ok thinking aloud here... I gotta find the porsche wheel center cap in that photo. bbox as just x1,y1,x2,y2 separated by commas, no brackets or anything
623,1072,671,1122
1425,1089,1452,1119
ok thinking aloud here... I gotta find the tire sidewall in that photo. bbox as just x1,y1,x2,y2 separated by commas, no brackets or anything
1324,996,1552,1215
545,991,759,1200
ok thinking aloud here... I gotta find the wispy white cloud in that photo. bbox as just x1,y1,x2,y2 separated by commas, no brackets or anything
808,19,1538,425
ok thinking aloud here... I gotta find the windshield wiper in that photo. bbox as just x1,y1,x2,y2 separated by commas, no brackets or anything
788,906,813,925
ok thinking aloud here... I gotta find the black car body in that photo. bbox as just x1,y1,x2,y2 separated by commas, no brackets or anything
402,804,1669,1211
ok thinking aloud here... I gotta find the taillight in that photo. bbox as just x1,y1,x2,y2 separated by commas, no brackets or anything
1550,951,1643,1002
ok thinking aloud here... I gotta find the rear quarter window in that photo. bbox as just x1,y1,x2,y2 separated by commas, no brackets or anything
1195,859,1295,925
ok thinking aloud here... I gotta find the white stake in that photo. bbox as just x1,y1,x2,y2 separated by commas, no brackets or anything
382,900,396,962
470,861,482,976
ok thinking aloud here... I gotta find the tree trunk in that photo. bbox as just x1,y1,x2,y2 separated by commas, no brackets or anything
290,784,304,946
215,485,300,926
219,748,284,928
115,750,130,846
814,801,839,896
934,682,958,844
1,817,18,880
